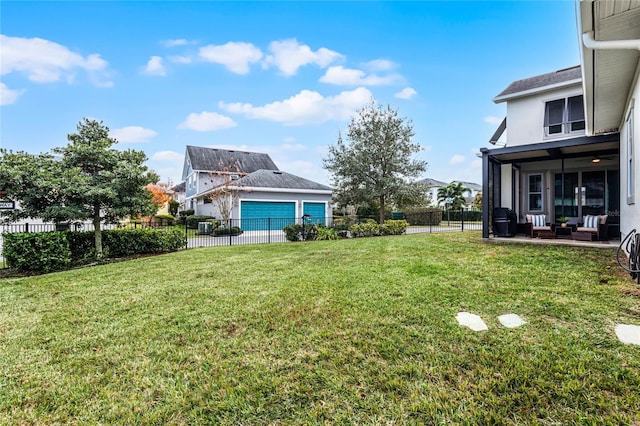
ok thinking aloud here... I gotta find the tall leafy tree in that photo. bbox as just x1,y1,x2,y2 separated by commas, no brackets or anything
437,182,469,210
0,118,158,257
323,101,428,224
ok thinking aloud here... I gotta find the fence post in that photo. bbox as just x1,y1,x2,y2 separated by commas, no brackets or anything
25,223,29,233
229,219,232,246
268,218,271,244
184,220,188,249
461,208,465,232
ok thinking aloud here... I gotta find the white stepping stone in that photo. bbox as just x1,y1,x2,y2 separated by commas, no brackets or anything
615,324,640,346
456,312,488,331
498,313,526,328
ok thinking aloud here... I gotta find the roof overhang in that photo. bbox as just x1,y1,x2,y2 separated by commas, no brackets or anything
579,0,640,136
493,79,582,104
481,133,619,164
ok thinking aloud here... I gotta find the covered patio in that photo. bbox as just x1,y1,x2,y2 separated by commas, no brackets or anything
481,133,620,240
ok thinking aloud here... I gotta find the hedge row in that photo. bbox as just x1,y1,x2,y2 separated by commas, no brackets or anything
3,228,186,273
284,219,409,242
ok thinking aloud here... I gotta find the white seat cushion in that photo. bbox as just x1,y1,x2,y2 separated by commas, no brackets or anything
576,227,597,233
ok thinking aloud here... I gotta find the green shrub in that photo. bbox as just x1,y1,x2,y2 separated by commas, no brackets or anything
213,226,242,236
381,219,409,235
349,219,381,238
283,223,317,241
179,209,195,218
316,226,341,240
445,209,482,222
185,215,217,229
169,200,179,216
403,207,443,226
67,231,97,261
154,214,176,226
3,232,71,273
101,228,186,256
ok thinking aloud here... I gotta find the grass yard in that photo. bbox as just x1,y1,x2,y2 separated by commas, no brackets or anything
1,232,639,424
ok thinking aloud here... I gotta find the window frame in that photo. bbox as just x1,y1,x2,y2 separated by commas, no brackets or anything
544,95,585,138
528,173,543,212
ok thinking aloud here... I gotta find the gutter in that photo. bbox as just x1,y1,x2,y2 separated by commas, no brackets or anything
582,31,640,51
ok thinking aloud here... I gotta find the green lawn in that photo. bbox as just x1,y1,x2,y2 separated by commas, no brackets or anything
1,232,639,424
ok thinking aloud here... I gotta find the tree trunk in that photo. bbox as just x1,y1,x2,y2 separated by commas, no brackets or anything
93,203,103,258
379,195,385,224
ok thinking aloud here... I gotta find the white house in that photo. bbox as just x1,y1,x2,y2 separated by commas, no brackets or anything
481,1,639,242
182,145,333,230
480,65,620,239
418,178,481,208
578,0,640,242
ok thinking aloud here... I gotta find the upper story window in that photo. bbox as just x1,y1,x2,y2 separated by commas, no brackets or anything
544,95,585,137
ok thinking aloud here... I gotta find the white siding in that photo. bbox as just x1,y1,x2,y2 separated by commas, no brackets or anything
620,73,640,239
505,84,584,147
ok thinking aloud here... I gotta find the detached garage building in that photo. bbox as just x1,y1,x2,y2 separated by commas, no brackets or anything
182,146,332,230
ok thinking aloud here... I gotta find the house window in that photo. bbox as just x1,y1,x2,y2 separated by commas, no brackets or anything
544,95,585,137
628,104,635,205
528,174,543,211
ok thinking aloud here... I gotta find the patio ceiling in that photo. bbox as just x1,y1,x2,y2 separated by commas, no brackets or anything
481,133,619,164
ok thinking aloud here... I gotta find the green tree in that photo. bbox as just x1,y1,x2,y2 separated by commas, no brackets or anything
0,118,158,257
471,192,482,210
437,182,469,210
323,101,428,224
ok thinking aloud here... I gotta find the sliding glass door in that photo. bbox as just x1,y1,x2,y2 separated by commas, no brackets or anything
554,170,618,218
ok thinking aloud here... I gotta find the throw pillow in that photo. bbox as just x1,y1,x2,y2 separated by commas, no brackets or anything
583,215,600,228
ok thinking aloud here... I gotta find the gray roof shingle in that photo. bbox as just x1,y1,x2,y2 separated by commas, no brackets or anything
186,145,278,173
495,65,582,100
235,170,331,191
417,178,448,187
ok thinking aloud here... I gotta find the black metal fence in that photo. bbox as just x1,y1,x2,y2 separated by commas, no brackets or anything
0,209,482,270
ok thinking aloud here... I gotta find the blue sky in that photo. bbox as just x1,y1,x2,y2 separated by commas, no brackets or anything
1,1,581,187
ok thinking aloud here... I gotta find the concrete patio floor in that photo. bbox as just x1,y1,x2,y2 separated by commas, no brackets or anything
484,235,620,249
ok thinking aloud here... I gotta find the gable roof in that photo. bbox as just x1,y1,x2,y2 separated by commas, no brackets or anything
493,66,582,103
417,178,448,187
452,181,482,191
235,169,332,192
185,145,278,176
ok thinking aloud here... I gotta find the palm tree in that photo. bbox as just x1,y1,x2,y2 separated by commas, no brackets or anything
437,182,469,210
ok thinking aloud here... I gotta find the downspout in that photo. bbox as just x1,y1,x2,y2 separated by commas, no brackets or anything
582,32,640,51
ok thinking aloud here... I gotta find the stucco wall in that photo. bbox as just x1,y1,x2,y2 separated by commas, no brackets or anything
505,84,584,146
619,72,639,239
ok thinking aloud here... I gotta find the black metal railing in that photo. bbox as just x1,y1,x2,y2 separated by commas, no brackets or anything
0,210,483,269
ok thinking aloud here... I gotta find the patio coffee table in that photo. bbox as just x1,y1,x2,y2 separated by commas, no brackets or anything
572,231,595,241
555,226,573,239
536,230,556,239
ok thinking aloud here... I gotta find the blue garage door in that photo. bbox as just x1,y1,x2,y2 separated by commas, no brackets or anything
241,201,296,230
303,202,326,225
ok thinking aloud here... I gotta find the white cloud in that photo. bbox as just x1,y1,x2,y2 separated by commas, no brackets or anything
111,126,158,143
143,56,166,76
151,150,184,163
199,42,263,74
363,59,396,72
0,35,112,87
178,111,237,131
319,66,403,86
168,55,193,64
0,83,24,105
449,154,465,165
219,87,373,126
263,39,343,76
163,39,189,48
395,87,417,100
484,115,503,125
